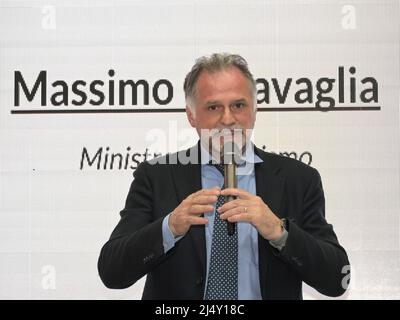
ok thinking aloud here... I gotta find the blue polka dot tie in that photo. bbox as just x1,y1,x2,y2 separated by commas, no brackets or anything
205,164,238,300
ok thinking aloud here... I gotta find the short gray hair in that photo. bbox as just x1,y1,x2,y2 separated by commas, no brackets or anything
184,53,257,111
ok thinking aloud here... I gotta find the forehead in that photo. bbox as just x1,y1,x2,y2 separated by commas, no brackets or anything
195,67,253,99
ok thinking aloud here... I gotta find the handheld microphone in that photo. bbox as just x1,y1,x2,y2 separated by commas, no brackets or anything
223,142,241,236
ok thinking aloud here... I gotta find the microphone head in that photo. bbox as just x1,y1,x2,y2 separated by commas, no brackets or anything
222,140,244,165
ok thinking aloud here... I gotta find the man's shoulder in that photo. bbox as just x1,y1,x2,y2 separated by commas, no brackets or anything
134,145,199,175
255,146,318,178
147,145,199,166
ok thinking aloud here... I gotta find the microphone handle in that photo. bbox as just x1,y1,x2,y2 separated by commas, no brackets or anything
224,164,237,236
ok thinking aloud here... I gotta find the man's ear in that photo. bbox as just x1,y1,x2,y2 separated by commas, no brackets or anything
186,106,196,128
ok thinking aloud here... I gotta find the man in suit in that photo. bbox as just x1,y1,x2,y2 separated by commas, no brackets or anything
98,53,350,299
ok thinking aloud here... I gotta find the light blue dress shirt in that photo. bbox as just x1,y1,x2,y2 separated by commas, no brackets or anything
162,143,263,299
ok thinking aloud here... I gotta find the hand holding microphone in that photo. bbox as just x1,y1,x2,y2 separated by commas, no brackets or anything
219,139,284,241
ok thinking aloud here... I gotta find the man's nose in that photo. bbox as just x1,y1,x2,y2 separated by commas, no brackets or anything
220,107,236,126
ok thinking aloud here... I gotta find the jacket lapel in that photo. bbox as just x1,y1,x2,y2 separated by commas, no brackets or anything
254,147,286,218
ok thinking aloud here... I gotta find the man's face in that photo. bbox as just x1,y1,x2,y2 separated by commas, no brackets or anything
186,67,257,159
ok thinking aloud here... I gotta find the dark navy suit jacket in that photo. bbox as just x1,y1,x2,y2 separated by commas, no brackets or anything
98,143,350,299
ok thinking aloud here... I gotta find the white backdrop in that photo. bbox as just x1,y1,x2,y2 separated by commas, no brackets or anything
0,0,399,299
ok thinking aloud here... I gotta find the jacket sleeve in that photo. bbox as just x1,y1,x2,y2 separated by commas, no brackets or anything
276,168,350,297
97,162,168,289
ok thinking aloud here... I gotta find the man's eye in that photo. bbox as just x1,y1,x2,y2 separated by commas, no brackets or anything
208,105,219,111
233,102,245,109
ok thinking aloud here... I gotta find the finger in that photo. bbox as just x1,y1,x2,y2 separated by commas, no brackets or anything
219,206,246,220
193,194,218,205
204,187,221,196
226,212,253,223
188,216,209,225
189,204,215,215
220,188,253,199
217,199,248,213
188,187,221,199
